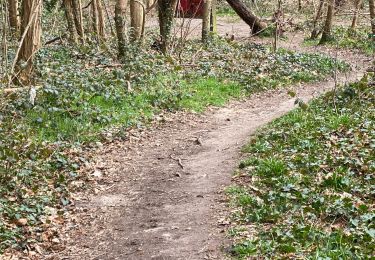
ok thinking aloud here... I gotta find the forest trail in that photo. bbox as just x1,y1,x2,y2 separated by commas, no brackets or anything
51,22,370,260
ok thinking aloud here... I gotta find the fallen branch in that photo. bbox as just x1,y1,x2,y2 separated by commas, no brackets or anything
170,155,184,169
1,85,42,94
95,63,123,68
44,34,66,45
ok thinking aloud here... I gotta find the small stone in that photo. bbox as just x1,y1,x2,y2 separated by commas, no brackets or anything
92,170,102,178
16,218,28,226
51,238,60,244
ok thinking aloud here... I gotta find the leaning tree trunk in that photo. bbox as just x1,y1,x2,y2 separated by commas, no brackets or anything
63,0,78,43
8,0,19,32
16,0,42,84
351,0,362,29
158,0,178,54
130,0,145,41
225,0,266,34
115,0,127,58
320,0,335,44
370,0,375,39
310,0,324,39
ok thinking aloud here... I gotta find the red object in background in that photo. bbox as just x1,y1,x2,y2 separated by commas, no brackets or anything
177,0,204,18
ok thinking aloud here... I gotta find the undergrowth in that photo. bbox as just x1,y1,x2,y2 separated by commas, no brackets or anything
227,73,374,259
304,26,374,54
0,38,348,253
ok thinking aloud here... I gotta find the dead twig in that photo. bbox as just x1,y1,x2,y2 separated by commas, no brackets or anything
170,155,184,169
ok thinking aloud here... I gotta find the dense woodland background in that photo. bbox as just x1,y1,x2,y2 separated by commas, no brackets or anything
0,0,374,258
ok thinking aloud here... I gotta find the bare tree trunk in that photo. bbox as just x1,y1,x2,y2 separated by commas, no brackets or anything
72,0,85,42
370,0,375,38
16,0,42,84
351,0,362,29
320,0,334,44
158,0,178,54
2,1,9,75
225,0,266,34
115,0,127,58
8,0,19,32
91,0,100,36
63,0,78,43
130,0,145,41
202,0,212,42
210,0,217,33
310,0,324,39
96,0,106,39
146,0,155,9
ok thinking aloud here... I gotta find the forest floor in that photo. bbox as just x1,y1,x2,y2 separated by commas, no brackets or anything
41,18,372,260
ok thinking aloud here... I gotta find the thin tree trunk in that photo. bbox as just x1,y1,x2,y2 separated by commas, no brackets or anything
311,0,324,39
63,0,78,43
96,0,106,39
210,0,217,33
225,0,266,34
103,0,115,36
8,0,19,32
91,0,100,38
158,0,178,54
202,0,212,42
115,0,127,58
16,0,42,84
2,1,9,75
320,0,334,44
369,0,375,38
351,0,362,29
130,0,145,41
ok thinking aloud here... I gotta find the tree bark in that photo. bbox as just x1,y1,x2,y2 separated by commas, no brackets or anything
369,0,375,38
96,0,106,39
115,0,127,58
158,0,178,53
91,0,105,41
310,0,324,39
320,0,334,44
210,0,217,33
91,0,99,36
16,0,42,84
351,0,362,29
130,0,145,41
225,0,266,34
72,0,85,42
202,0,212,42
8,0,19,32
63,0,78,43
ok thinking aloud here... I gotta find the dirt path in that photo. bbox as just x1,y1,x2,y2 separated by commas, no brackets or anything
49,21,371,260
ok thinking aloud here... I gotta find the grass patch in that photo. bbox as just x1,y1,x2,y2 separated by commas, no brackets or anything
226,74,375,258
0,38,348,253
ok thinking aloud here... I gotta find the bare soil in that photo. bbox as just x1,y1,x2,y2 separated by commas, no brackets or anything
46,18,370,260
